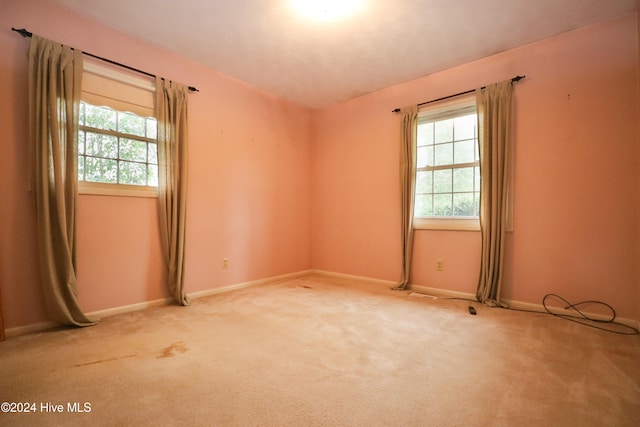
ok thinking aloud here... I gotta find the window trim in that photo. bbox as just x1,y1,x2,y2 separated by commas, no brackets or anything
79,181,158,198
414,217,479,231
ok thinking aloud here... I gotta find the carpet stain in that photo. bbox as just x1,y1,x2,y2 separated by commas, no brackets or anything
72,354,138,368
157,341,188,358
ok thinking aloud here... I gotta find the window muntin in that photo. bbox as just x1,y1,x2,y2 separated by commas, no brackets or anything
78,102,158,188
415,100,479,223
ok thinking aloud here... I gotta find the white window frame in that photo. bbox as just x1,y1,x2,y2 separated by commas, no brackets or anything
414,95,480,231
78,181,158,198
78,59,158,198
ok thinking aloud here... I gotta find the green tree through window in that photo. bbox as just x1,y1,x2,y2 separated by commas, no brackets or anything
78,102,158,187
415,110,480,218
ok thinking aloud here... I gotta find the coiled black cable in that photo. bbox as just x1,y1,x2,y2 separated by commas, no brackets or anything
442,293,639,335
541,293,639,335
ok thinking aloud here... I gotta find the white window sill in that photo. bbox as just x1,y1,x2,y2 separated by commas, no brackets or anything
414,217,480,231
79,182,158,198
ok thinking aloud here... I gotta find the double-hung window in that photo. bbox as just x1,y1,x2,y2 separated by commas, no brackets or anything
414,96,480,230
78,59,157,197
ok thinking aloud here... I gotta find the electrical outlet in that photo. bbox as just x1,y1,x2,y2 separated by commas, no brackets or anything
436,259,444,271
222,258,229,269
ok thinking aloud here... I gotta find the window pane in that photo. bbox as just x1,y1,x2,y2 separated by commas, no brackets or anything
454,114,476,140
78,131,85,155
434,169,452,193
434,119,453,143
434,194,452,216
453,193,475,216
78,155,85,181
85,158,117,183
146,118,157,139
148,164,158,187
148,143,158,165
416,171,432,194
415,194,433,217
417,122,433,146
120,138,147,162
454,139,475,164
417,146,433,168
473,192,480,216
86,132,118,159
453,167,474,192
474,166,481,192
79,102,85,126
119,161,147,185
85,104,116,130
118,111,146,136
434,143,453,166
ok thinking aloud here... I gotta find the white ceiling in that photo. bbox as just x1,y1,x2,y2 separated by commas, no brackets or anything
52,0,638,109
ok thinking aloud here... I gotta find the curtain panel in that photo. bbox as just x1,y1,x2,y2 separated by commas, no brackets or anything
28,35,96,326
475,80,514,305
156,77,190,305
395,106,418,290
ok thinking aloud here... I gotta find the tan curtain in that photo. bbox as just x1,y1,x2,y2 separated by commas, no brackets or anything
28,36,96,326
156,77,190,305
476,81,514,305
394,106,418,290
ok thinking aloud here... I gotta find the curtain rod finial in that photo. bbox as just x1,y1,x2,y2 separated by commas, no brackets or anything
11,27,32,38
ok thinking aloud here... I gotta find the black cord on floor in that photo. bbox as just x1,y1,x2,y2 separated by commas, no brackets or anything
443,294,639,336
540,293,639,336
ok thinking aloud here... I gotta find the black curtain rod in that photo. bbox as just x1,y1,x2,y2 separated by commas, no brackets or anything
12,27,199,92
391,75,525,113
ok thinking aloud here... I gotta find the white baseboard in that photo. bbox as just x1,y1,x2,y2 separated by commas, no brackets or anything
188,270,313,299
409,284,476,300
311,269,397,288
87,297,173,320
5,320,59,339
4,270,313,339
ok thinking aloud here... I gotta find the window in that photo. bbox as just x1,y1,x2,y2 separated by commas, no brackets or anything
78,59,157,197
78,102,158,189
414,96,479,230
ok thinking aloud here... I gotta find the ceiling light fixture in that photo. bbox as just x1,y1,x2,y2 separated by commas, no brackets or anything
291,0,364,21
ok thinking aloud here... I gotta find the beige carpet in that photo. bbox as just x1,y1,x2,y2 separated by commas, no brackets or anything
1,273,639,426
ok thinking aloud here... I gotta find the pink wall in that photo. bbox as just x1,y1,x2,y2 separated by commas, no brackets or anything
313,13,640,319
0,0,313,328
